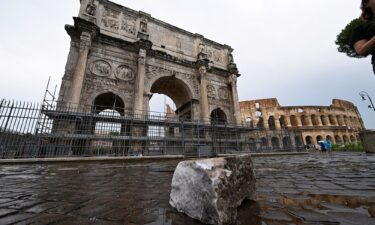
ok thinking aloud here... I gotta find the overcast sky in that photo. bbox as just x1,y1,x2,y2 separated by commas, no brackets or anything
0,0,374,128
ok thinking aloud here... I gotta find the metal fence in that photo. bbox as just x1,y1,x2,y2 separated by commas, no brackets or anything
0,99,305,159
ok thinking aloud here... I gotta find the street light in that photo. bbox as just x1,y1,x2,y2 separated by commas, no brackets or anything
359,91,375,112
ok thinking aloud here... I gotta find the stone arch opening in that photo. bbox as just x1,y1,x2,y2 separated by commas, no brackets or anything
283,137,291,148
150,76,193,120
271,137,280,150
257,117,264,129
350,135,356,142
268,116,276,130
93,92,125,115
316,135,323,143
279,115,286,128
248,138,257,151
305,136,313,145
210,108,227,124
295,135,303,147
260,137,268,149
326,135,333,142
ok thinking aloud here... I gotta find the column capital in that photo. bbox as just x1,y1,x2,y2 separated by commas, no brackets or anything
138,49,147,65
228,74,237,87
79,31,92,51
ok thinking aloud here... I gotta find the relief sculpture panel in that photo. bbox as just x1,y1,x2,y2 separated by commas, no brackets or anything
115,65,134,81
121,18,136,35
218,87,229,100
101,8,120,30
90,60,111,77
207,85,216,99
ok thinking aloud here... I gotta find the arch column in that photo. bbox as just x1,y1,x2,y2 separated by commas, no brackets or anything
322,116,330,126
69,31,92,106
306,116,313,126
262,115,270,129
317,116,323,126
275,119,281,129
228,74,242,126
296,116,302,127
285,116,292,127
134,49,146,115
199,66,210,124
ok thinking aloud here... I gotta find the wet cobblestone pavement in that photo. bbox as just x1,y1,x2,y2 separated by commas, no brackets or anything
0,152,374,225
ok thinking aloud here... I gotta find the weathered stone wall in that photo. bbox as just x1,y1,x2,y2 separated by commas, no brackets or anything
240,98,365,145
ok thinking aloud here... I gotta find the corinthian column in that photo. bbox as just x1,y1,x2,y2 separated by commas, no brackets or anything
229,74,242,126
199,66,210,124
134,49,146,116
69,31,92,106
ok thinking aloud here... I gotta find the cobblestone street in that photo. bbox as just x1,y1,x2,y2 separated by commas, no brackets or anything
0,152,374,225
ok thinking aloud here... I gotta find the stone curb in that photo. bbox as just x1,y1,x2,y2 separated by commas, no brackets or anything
0,152,307,164
218,152,308,157
0,155,185,164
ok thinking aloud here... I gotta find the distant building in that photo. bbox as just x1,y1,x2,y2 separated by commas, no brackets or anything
239,98,365,147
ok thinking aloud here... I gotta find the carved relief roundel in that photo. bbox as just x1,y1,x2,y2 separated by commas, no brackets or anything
115,65,134,81
218,87,229,100
90,60,111,77
207,85,216,98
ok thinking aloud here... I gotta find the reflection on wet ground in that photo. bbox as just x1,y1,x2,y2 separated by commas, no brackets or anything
0,152,374,224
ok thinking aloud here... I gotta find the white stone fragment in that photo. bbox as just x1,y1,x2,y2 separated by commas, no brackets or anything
169,154,256,225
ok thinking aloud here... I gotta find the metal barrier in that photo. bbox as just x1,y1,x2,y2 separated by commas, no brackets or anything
0,99,305,159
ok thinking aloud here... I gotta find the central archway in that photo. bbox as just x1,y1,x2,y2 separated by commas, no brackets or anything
149,76,193,120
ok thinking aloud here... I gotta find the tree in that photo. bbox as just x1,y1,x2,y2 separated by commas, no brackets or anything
335,18,364,58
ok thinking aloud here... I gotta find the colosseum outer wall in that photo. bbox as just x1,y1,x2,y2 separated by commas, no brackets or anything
239,98,365,145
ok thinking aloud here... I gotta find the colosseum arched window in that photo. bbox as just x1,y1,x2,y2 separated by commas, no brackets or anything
350,135,356,142
257,117,264,129
290,115,298,127
271,137,280,150
305,136,313,145
326,135,333,142
268,116,276,130
279,115,286,128
283,137,291,148
260,137,268,149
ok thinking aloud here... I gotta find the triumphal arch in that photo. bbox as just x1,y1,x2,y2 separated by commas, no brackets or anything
57,0,241,126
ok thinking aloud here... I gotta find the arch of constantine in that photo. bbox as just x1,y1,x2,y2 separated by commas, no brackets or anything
57,0,241,125
240,98,366,147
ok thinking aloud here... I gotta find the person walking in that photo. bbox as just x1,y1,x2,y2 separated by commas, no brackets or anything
325,138,333,153
351,0,375,74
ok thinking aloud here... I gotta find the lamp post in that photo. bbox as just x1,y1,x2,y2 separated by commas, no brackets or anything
359,91,375,112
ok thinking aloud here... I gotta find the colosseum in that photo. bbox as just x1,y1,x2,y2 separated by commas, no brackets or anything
239,98,365,150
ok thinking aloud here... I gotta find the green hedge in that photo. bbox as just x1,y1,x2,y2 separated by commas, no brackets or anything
332,142,364,152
